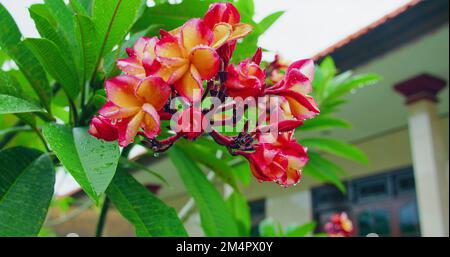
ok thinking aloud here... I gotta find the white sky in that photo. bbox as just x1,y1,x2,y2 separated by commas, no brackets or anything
0,0,413,196
2,0,413,59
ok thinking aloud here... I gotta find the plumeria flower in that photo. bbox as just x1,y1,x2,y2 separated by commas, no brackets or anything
242,131,309,187
117,37,160,78
88,115,118,141
324,212,355,237
94,75,171,147
265,59,320,121
175,106,204,140
153,19,222,101
225,48,265,98
204,2,253,63
269,54,290,84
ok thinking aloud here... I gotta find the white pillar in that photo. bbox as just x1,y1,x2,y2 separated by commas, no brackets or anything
395,74,449,237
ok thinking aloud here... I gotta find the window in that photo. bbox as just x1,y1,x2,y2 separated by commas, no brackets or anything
312,167,420,236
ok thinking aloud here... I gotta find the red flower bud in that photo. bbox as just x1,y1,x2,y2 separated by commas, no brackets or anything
176,107,204,140
88,116,118,141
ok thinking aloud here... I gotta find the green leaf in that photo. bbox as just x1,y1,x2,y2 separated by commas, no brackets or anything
119,157,169,186
230,161,252,186
75,14,100,82
235,0,255,21
44,0,83,83
177,140,239,191
29,4,75,69
300,138,368,164
325,73,382,101
298,117,351,131
0,95,44,115
69,0,90,16
107,167,188,237
257,11,284,34
0,147,55,236
285,221,317,237
24,38,80,99
0,4,52,111
42,124,120,202
132,0,216,33
313,56,336,100
93,0,143,61
226,191,251,236
303,152,346,193
258,218,278,237
24,38,80,100
169,146,239,237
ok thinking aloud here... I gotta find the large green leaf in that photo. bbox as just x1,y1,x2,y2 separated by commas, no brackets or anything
257,11,284,34
0,73,44,115
29,4,76,70
0,95,44,115
42,124,120,202
177,140,239,191
303,152,346,193
313,57,337,100
107,167,188,237
325,73,382,101
285,221,317,237
119,157,169,186
0,4,51,111
0,147,55,236
226,191,251,236
93,0,143,63
300,137,368,164
169,146,239,237
24,38,80,100
298,117,351,131
75,14,100,82
132,0,217,33
258,218,279,237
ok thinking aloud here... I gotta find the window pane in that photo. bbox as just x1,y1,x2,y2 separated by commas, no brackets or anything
358,209,391,236
398,201,420,236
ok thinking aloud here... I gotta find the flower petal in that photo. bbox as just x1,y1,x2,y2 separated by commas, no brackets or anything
98,102,140,119
212,23,232,49
117,111,144,147
133,37,150,60
229,23,253,41
155,33,184,60
136,76,171,110
204,2,240,28
116,56,145,78
287,59,314,82
105,76,141,107
174,65,203,101
284,94,320,120
189,45,220,80
181,18,214,52
141,103,161,139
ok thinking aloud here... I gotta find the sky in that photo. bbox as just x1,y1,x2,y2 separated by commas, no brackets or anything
0,0,413,196
1,0,413,60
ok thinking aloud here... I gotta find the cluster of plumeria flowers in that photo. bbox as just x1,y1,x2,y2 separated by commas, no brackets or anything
324,212,355,237
89,2,320,187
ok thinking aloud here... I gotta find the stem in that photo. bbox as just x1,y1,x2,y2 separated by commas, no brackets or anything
68,98,79,126
95,196,110,237
209,130,233,146
32,125,50,152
